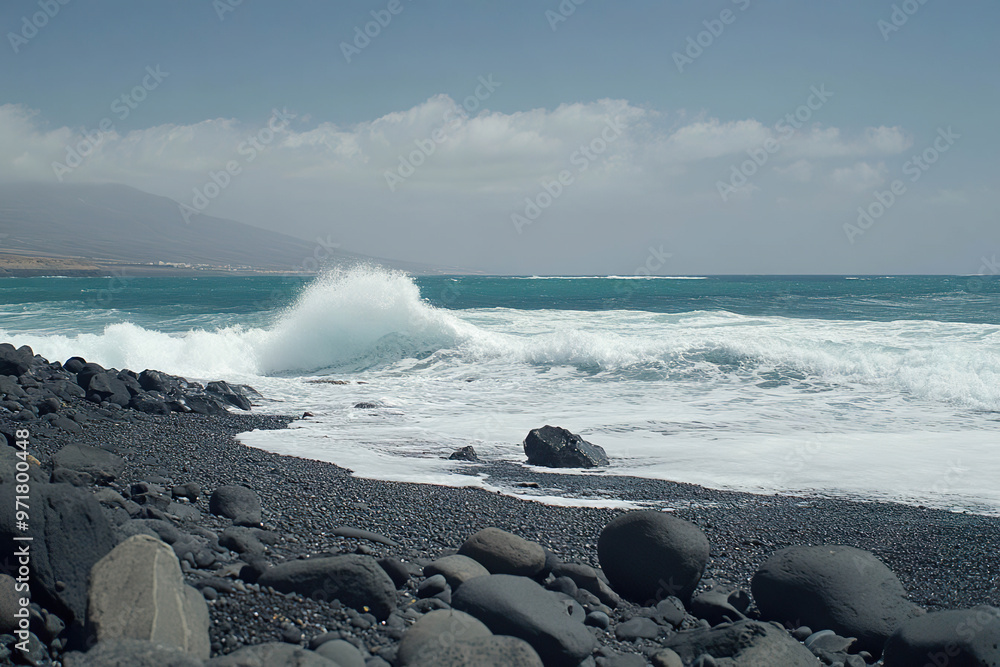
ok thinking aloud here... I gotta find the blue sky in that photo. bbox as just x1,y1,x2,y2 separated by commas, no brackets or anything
1,0,998,273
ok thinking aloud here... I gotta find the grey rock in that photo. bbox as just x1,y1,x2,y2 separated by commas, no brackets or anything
257,555,397,620
448,445,479,462
397,609,492,665
523,425,609,468
651,648,685,667
598,510,710,604
52,443,125,484
87,534,210,659
752,545,924,655
219,526,265,556
208,485,261,526
661,619,820,666
314,639,365,667
458,527,546,577
62,639,204,667
883,606,1000,667
0,574,22,635
452,574,596,667
405,636,543,667
616,616,661,641
423,554,490,590
691,588,748,626
551,562,621,608
0,482,116,625
206,643,337,666
332,526,398,546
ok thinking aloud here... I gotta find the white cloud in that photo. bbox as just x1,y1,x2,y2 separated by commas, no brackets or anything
830,161,889,191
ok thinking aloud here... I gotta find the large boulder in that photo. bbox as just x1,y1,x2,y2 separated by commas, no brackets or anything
257,555,397,620
86,372,132,406
882,606,1000,667
205,381,252,411
52,444,125,485
0,574,21,635
523,425,609,468
458,527,546,577
0,482,116,625
423,554,490,590
661,619,821,666
87,535,210,659
452,574,596,667
62,639,204,667
208,485,262,526
206,643,336,666
597,510,709,604
0,343,33,376
406,636,544,667
397,609,492,665
752,545,924,655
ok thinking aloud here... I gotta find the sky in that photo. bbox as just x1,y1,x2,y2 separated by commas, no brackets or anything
1,0,998,274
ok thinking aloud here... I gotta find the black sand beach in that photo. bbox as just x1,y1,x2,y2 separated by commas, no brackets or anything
2,347,999,665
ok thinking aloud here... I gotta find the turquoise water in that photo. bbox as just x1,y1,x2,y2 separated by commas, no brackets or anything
2,269,999,511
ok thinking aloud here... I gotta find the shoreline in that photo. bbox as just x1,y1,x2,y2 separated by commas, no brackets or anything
3,350,999,664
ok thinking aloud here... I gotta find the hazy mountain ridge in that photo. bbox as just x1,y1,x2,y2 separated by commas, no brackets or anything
0,183,454,274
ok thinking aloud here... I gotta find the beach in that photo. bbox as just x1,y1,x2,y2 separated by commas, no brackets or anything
3,358,999,664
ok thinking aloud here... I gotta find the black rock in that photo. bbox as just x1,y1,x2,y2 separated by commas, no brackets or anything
209,485,262,526
137,369,174,393
661,619,820,666
129,394,170,415
257,555,397,620
63,357,86,374
690,588,748,626
205,381,252,411
377,557,412,589
0,483,116,626
171,482,201,502
86,372,131,407
52,444,125,485
598,510,710,604
751,545,924,656
523,425,609,468
0,343,33,377
183,394,227,416
882,606,1000,667
74,362,107,390
219,526,265,556
448,445,480,462
452,574,597,667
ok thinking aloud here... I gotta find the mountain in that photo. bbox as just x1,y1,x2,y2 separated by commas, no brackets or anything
0,182,454,274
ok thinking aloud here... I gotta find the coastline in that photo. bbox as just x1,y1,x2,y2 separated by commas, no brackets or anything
2,348,998,664
9,407,1000,661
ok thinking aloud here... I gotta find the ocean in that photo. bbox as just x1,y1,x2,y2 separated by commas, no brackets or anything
2,268,998,513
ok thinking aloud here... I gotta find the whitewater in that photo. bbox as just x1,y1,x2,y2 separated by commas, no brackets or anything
2,268,998,513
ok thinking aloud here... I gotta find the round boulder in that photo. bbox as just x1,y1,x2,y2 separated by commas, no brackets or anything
751,545,924,655
397,609,492,665
597,510,709,604
883,606,1000,667
208,485,261,526
458,527,546,577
